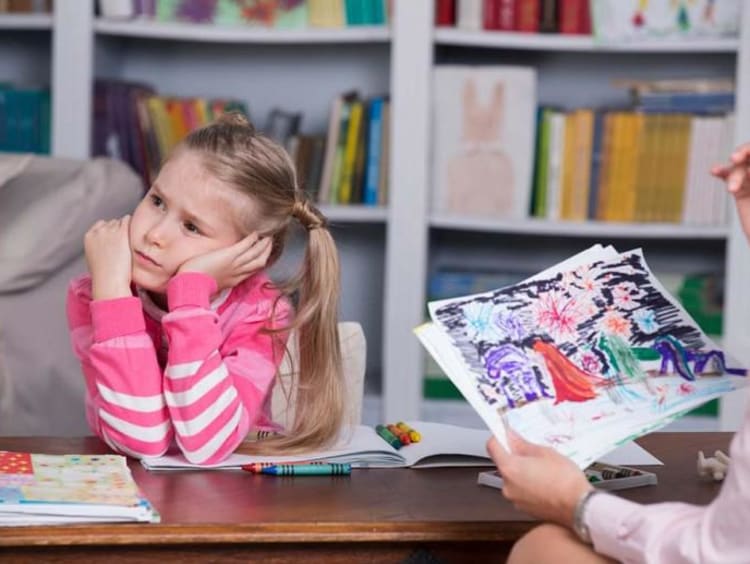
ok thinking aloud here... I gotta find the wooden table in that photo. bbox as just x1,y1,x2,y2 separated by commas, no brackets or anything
0,433,731,563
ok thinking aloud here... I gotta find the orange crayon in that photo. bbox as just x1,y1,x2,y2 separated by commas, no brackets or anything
387,424,411,446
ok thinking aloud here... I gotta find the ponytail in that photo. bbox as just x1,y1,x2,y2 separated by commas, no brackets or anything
238,197,345,454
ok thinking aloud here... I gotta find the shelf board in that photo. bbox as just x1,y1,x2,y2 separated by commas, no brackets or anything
320,204,388,224
0,13,52,29
94,19,390,44
433,28,738,53
430,214,729,240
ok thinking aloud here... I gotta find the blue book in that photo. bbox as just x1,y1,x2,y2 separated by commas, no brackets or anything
638,92,734,114
364,97,384,205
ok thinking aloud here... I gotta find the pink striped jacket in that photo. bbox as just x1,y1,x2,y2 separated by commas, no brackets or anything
66,271,291,465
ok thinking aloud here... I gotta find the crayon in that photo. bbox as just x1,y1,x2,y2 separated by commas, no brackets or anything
260,463,352,476
588,463,642,480
396,421,421,443
375,424,402,450
247,429,281,441
387,423,412,446
241,461,322,474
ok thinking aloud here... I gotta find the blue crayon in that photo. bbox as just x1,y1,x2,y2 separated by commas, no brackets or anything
260,463,352,476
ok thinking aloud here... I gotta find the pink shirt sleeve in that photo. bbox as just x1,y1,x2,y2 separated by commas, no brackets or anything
161,272,290,465
66,276,173,458
585,389,750,564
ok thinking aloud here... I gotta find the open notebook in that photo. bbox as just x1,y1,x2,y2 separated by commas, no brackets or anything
141,421,661,471
0,451,159,526
142,421,494,470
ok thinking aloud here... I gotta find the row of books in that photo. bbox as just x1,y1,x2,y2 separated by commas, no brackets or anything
92,80,248,187
437,0,740,41
98,0,390,28
531,108,735,226
313,92,390,206
437,0,591,35
0,84,50,154
92,80,390,207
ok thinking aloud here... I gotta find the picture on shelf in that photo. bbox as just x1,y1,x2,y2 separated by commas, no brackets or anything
591,0,741,43
432,65,537,221
416,244,748,469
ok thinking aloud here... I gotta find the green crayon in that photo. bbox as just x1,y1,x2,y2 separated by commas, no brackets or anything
375,424,402,450
260,463,352,476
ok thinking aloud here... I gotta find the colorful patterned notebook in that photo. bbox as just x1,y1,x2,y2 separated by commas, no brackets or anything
0,451,159,526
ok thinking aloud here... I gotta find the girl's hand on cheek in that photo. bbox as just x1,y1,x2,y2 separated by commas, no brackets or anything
85,216,133,300
178,233,273,290
486,432,592,528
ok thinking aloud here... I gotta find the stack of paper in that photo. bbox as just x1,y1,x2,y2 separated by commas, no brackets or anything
0,451,159,526
416,244,748,469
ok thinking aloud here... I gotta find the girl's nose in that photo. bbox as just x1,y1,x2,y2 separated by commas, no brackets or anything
145,219,170,247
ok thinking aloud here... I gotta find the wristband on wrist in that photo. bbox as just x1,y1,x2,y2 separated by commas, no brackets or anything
573,488,600,545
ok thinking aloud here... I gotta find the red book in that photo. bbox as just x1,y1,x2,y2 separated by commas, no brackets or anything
497,0,516,30
558,0,588,35
514,0,539,32
483,0,499,29
435,0,456,26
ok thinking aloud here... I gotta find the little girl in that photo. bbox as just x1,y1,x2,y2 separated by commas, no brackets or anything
67,113,343,465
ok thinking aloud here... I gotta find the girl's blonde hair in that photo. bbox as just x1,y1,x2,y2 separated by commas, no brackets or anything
178,112,343,453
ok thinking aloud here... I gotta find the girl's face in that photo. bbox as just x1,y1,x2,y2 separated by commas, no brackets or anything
129,150,246,295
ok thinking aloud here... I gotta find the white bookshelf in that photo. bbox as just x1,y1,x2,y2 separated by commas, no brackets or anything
430,215,729,240
320,204,388,224
17,0,748,426
0,13,52,29
95,19,390,43
434,28,738,53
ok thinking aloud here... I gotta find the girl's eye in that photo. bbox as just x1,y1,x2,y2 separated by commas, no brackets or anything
184,222,201,235
150,194,164,208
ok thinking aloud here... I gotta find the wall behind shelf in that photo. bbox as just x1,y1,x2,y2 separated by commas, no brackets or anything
434,47,736,110
428,230,727,283
269,223,386,385
0,31,50,86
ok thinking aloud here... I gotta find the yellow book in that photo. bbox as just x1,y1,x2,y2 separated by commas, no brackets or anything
633,114,659,222
603,112,625,221
559,112,578,220
193,98,211,127
571,109,594,221
146,96,173,165
308,0,344,27
166,98,189,145
338,99,363,204
617,112,643,222
595,113,615,221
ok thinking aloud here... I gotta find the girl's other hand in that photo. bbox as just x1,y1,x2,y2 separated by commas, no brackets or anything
178,233,273,290
85,215,133,300
486,431,592,528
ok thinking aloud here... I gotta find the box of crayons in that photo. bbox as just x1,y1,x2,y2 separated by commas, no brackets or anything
477,462,657,492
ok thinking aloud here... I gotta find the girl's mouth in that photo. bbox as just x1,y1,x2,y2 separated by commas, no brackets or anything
135,250,160,267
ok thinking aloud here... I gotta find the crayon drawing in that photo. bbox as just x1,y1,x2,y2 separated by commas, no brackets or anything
419,247,747,468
